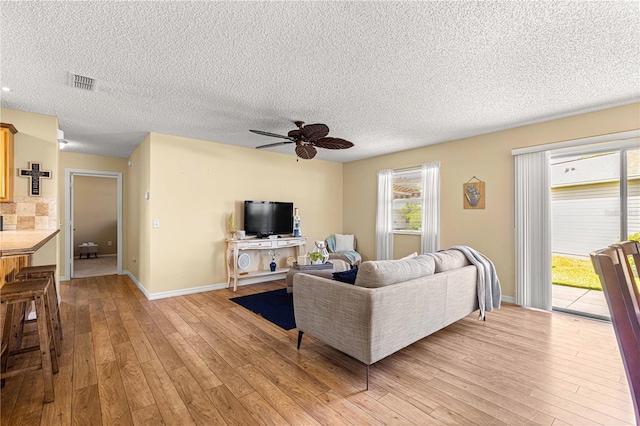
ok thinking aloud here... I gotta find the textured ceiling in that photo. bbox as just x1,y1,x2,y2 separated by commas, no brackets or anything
1,1,639,162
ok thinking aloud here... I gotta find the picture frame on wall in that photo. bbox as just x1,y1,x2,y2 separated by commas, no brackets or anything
463,177,485,209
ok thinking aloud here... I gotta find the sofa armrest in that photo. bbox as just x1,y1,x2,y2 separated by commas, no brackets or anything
293,274,373,363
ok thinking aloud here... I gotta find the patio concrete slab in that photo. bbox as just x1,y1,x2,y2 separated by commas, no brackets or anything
564,301,611,318
552,284,610,318
575,290,609,306
552,298,572,309
552,285,589,301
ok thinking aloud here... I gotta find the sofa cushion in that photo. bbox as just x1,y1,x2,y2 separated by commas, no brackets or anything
430,250,471,273
335,234,355,251
354,255,435,288
333,267,358,284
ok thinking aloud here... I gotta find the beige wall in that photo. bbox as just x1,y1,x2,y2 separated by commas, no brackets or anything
1,108,59,268
57,152,128,277
125,135,151,291
73,176,118,256
134,132,343,294
344,103,640,299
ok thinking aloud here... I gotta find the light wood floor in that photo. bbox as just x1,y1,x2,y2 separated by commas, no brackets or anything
1,275,635,425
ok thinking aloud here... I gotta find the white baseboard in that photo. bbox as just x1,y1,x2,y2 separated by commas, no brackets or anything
501,295,516,304
123,270,286,300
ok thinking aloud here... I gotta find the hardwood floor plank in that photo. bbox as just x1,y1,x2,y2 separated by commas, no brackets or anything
186,334,255,398
166,332,223,390
137,319,184,371
246,351,352,426
91,319,116,366
378,391,442,425
104,309,130,346
318,389,384,426
74,304,92,335
239,391,290,426
132,404,165,425
157,301,199,339
114,342,156,412
71,384,102,426
119,317,158,364
40,365,73,426
89,298,106,324
167,366,226,425
205,384,259,426
237,364,322,426
72,332,98,390
140,359,195,426
0,353,30,423
96,360,134,425
9,409,41,426
136,300,179,335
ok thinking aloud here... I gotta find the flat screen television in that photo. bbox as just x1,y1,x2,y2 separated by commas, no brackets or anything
244,201,293,238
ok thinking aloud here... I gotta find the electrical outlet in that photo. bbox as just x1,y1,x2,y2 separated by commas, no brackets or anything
108,241,112,246
153,219,160,228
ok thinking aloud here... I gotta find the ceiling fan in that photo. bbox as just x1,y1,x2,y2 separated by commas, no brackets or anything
250,121,354,160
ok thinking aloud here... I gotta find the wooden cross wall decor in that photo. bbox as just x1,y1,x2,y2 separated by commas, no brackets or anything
19,162,51,196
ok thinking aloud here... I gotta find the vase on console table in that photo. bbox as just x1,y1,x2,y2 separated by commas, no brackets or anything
270,261,276,272
293,208,301,237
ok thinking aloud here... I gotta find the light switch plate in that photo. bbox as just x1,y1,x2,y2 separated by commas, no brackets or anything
153,219,160,228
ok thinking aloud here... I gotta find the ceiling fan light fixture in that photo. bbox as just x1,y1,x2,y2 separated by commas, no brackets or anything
252,121,353,160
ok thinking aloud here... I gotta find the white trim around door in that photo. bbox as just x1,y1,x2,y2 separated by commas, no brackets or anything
63,169,123,280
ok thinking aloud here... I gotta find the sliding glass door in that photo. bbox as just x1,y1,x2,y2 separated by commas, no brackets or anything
551,147,639,319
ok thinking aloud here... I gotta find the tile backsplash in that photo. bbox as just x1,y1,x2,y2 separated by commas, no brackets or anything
0,197,57,230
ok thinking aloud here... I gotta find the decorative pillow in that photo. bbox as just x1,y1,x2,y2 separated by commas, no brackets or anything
335,234,355,252
333,267,358,284
354,255,435,288
430,250,471,273
400,252,418,260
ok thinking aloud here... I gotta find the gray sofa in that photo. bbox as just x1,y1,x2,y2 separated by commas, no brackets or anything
293,250,479,389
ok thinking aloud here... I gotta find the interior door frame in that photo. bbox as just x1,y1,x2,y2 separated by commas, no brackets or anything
64,168,123,279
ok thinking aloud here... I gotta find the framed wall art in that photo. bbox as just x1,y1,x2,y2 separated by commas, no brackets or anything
463,176,485,209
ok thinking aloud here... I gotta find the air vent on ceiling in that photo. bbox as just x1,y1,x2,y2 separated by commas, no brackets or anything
68,72,96,91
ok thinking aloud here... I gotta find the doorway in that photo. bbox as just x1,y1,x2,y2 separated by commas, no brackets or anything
65,169,123,279
550,147,639,319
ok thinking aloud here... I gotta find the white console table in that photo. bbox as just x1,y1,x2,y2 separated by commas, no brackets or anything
226,236,307,291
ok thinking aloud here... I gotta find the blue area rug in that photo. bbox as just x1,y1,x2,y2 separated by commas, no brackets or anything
230,288,296,330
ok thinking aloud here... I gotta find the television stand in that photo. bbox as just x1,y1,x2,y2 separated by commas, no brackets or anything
225,236,307,291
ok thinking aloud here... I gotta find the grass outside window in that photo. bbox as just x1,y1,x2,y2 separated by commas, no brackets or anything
553,253,639,291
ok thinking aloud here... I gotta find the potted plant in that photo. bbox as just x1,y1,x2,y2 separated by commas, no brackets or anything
309,251,325,265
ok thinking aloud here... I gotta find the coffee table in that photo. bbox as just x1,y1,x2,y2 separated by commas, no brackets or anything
286,265,335,293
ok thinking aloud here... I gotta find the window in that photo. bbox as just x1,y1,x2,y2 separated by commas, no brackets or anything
392,168,422,233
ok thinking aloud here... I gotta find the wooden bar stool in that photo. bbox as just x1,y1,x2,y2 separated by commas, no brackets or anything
15,265,63,347
1,279,58,403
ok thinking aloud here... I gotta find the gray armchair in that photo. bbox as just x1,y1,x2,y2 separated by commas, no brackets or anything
326,234,362,267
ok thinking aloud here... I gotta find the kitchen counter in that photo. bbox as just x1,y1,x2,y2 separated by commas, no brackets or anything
0,229,60,257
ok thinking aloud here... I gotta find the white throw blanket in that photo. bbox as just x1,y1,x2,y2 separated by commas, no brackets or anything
451,245,502,319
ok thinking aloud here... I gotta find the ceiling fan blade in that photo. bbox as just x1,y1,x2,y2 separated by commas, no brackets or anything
287,129,302,139
295,145,317,160
312,137,354,150
255,141,294,149
249,129,294,140
301,124,329,141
